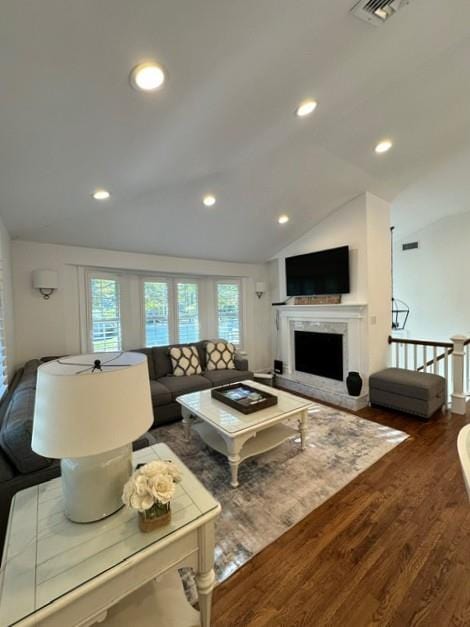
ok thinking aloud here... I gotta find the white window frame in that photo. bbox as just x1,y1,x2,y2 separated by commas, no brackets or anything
214,278,243,348
174,278,202,345
85,270,123,353
140,276,202,347
140,277,175,348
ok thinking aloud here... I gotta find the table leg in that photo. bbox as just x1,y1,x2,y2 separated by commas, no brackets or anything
196,522,216,627
227,439,242,488
299,410,308,451
181,408,192,441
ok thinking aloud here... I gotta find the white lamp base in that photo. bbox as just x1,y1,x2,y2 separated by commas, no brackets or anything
60,444,133,523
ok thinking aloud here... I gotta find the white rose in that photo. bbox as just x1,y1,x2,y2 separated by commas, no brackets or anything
129,492,154,512
150,474,175,504
165,462,182,483
134,474,149,496
121,479,134,507
140,461,170,478
139,494,155,511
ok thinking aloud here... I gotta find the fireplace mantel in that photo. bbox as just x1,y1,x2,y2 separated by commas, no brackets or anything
277,303,367,318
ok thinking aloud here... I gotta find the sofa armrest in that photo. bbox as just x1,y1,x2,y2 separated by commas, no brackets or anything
234,353,249,371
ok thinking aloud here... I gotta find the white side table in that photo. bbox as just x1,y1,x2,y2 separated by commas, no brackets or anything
0,444,221,627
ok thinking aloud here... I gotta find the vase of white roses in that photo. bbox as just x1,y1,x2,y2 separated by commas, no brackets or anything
122,460,182,532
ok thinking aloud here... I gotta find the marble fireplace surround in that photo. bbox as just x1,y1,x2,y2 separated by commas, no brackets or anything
276,304,369,410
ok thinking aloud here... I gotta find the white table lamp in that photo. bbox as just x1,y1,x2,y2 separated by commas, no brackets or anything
32,352,154,523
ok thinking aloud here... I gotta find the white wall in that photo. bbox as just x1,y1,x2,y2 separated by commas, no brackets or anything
11,240,271,371
0,217,15,378
394,210,470,342
272,193,368,305
366,193,392,373
270,192,391,377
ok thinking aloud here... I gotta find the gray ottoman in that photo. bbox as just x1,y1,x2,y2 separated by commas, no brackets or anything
369,368,446,419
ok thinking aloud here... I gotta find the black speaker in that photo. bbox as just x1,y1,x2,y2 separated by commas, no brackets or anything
274,359,283,375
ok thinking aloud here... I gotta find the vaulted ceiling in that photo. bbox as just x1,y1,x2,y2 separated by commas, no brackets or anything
1,0,469,262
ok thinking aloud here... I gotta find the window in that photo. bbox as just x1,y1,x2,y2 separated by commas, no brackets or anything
216,281,241,345
143,280,170,347
0,260,8,397
89,276,122,352
176,281,200,343
84,270,244,351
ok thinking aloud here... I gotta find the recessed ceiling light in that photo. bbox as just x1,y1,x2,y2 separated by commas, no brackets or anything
130,62,165,92
278,214,289,224
296,99,317,118
203,194,216,207
375,139,393,154
92,189,111,200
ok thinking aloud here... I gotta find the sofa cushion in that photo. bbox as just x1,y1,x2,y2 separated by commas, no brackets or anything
158,375,211,401
149,380,172,407
369,368,445,401
206,341,236,371
153,341,206,378
0,388,52,474
203,369,253,387
169,346,202,376
132,348,156,380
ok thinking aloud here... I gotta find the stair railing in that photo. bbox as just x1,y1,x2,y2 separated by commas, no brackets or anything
388,335,470,415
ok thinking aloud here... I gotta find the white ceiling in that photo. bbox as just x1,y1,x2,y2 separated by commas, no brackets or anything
1,0,469,262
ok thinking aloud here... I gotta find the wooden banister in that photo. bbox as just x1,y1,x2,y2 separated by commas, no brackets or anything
388,336,453,349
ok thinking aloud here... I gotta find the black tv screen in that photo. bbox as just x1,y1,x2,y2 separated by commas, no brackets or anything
285,245,350,296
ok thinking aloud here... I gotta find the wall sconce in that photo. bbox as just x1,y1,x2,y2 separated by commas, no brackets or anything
255,282,266,299
32,270,58,300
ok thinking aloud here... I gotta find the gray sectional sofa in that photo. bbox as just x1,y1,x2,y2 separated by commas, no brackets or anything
0,340,251,552
134,340,252,425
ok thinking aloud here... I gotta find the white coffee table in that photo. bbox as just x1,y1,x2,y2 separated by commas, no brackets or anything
0,443,221,627
177,380,313,488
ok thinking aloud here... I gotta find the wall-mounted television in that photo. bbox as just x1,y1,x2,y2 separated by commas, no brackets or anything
285,245,350,296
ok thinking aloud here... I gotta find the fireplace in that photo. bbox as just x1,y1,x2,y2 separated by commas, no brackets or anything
294,330,343,381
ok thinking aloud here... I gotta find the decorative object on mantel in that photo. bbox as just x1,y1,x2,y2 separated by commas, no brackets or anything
294,295,342,305
122,460,182,532
390,226,410,330
346,371,363,397
32,352,154,523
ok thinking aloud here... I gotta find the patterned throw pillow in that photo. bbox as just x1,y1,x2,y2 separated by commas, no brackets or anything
169,346,202,377
206,341,236,371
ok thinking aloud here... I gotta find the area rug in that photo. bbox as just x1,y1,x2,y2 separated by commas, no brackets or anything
153,402,408,596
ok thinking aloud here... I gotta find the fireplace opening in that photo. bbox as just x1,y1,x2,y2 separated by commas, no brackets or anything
294,330,343,381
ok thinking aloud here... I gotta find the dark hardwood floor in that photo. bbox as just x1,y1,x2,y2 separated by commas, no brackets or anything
211,401,470,627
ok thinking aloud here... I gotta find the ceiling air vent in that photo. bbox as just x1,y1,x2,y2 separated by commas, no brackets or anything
402,241,419,251
351,0,411,26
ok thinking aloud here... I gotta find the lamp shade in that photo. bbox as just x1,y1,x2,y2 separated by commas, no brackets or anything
32,352,153,458
255,282,266,294
32,269,58,289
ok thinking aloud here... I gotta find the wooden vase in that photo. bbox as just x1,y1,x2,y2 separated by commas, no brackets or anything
138,503,171,532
